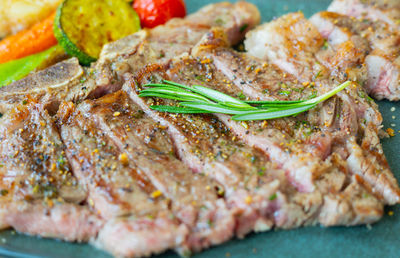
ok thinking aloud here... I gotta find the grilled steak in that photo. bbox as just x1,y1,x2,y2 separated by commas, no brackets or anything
310,11,400,100
0,2,259,253
58,96,188,256
0,58,88,114
244,12,367,84
245,12,327,83
0,1,399,258
243,14,400,204
328,0,400,29
245,10,400,101
124,51,385,229
88,1,260,98
197,29,400,204
59,90,236,256
125,75,282,235
0,98,101,241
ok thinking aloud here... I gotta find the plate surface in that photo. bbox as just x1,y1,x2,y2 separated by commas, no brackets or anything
1,1,400,257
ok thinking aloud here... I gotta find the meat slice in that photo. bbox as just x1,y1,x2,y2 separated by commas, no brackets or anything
59,91,238,256
194,30,399,203
242,15,400,203
0,58,90,114
124,72,287,234
59,103,163,219
245,11,400,101
244,12,367,83
328,0,400,30
84,91,235,251
59,99,189,256
124,54,385,232
310,11,400,100
244,12,327,83
1,201,101,242
0,98,100,241
91,1,261,98
95,216,188,257
325,0,400,101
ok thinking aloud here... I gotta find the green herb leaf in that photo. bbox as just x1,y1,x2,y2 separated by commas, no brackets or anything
245,100,303,105
302,81,351,105
139,88,211,102
232,104,317,121
150,105,213,114
191,85,251,107
180,102,254,115
140,80,350,121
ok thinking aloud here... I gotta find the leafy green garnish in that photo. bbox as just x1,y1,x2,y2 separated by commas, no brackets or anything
0,45,64,87
139,80,351,121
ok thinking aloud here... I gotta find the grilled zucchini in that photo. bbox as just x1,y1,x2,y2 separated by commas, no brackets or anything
54,0,141,65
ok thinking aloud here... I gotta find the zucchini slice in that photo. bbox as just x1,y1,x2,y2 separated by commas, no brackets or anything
54,0,141,65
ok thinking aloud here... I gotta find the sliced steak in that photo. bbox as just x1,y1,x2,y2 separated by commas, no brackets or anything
327,0,400,30
244,12,366,83
59,100,164,219
310,11,400,100
243,15,400,204
193,30,399,202
326,0,400,100
244,12,327,83
80,91,235,251
0,98,86,204
124,57,385,231
124,73,286,235
0,98,100,241
90,1,261,98
59,91,236,255
95,216,188,257
59,99,188,256
0,2,397,257
0,201,101,242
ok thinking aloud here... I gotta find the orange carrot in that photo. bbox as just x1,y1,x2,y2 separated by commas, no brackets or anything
0,12,57,64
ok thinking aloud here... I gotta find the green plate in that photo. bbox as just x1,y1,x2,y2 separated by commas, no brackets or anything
1,1,399,257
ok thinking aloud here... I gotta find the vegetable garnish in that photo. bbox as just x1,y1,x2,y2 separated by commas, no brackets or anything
0,45,65,87
139,80,351,121
54,0,141,65
133,0,187,28
0,12,57,64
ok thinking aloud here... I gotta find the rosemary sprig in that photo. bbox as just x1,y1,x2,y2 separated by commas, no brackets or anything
139,80,351,121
